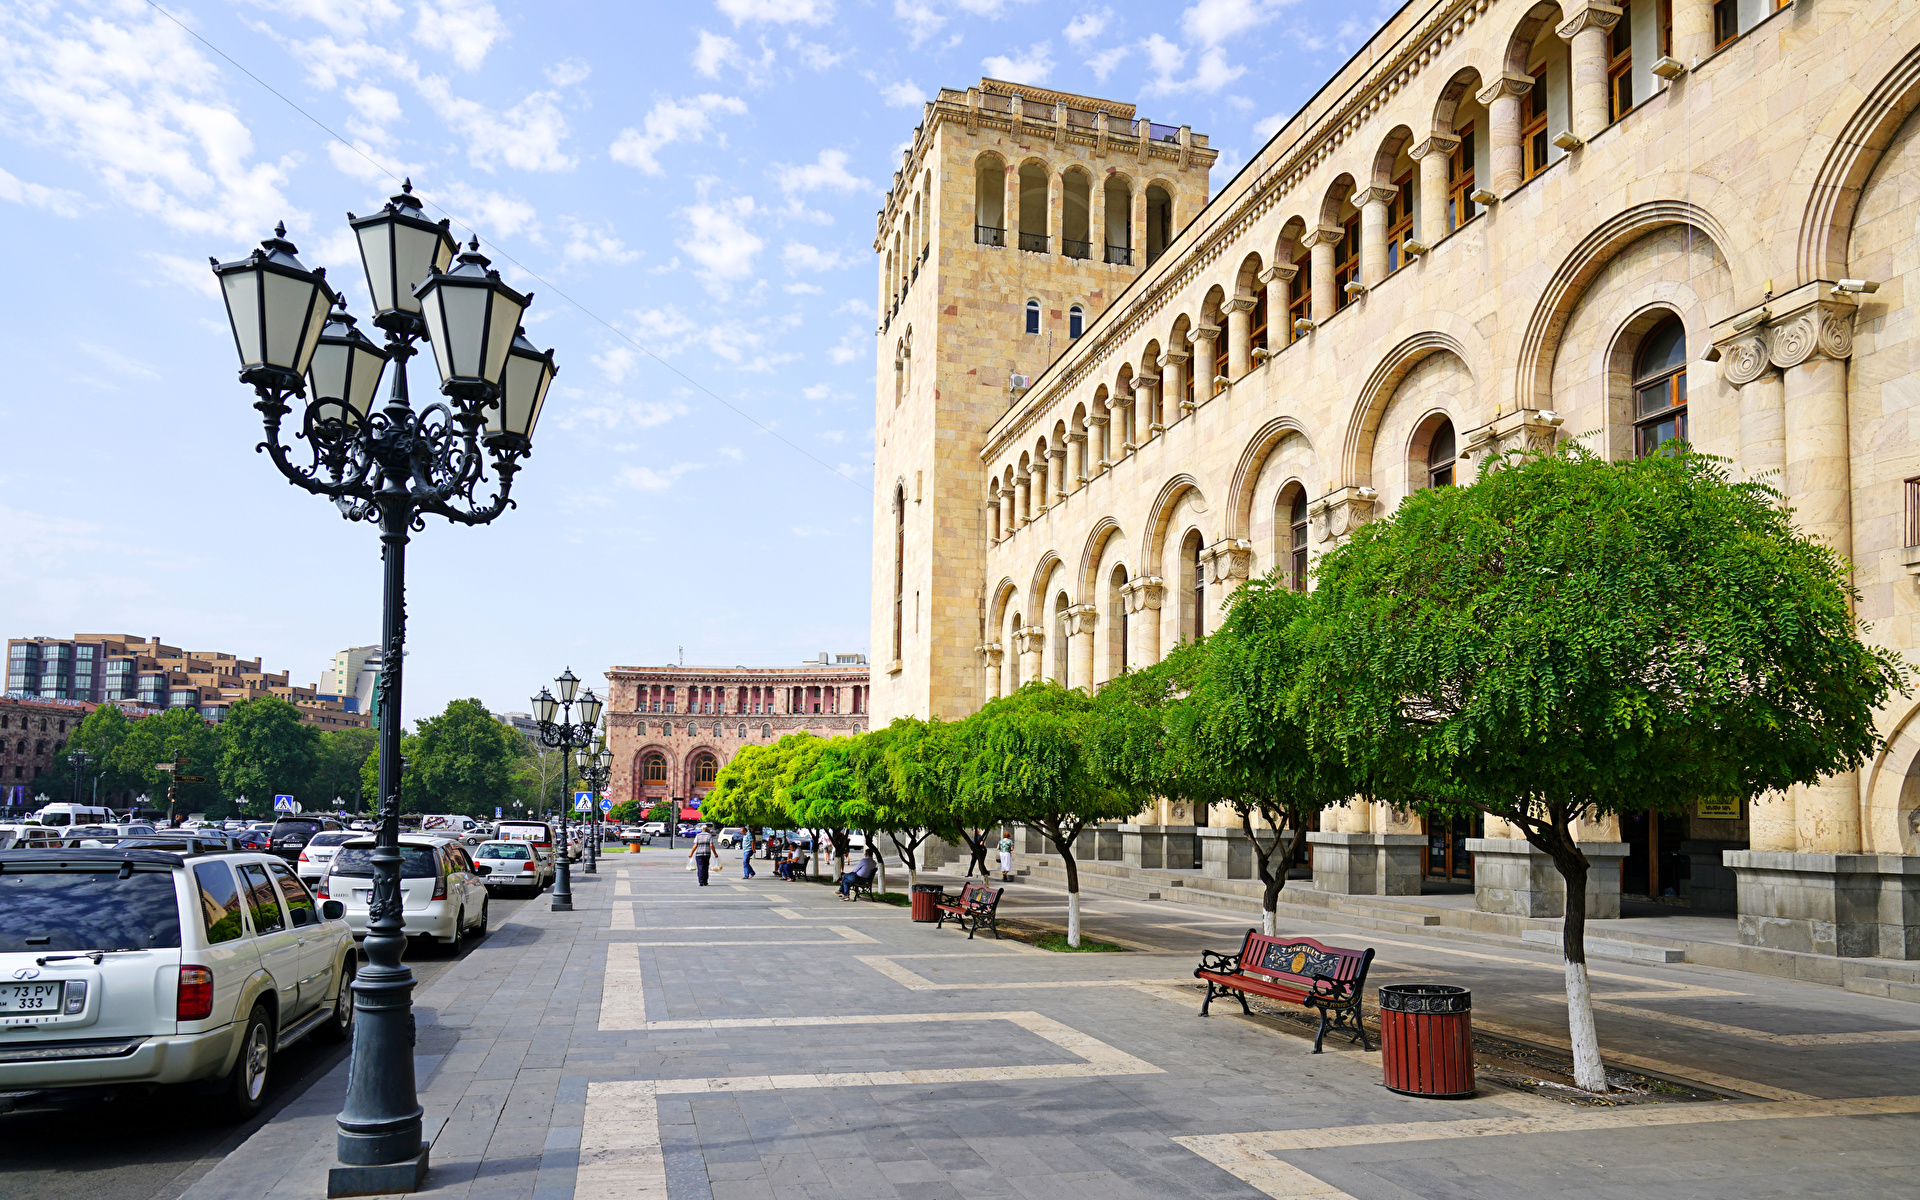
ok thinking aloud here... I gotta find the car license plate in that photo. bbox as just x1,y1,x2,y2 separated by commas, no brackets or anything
0,982,63,1012
354,889,372,903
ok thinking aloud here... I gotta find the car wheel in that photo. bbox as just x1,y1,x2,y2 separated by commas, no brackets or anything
220,1004,274,1121
473,896,489,936
446,908,466,953
313,956,356,1045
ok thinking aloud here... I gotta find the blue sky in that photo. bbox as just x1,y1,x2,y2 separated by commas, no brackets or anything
0,0,1391,720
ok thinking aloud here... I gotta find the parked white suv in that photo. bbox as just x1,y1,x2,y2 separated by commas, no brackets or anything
0,843,356,1119
318,835,490,950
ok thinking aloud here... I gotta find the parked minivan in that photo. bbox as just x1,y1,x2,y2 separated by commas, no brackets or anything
31,804,114,830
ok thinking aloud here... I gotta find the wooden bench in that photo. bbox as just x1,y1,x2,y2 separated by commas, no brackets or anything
933,882,1004,940
1194,931,1375,1053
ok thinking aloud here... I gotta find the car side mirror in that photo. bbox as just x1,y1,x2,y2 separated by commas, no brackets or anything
321,900,345,920
474,864,491,876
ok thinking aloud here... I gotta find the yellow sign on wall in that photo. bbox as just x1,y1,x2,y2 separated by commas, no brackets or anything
1696,797,1740,820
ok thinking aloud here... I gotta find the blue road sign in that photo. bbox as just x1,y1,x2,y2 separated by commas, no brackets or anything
495,806,502,818
600,798,612,811
573,791,593,812
273,794,296,812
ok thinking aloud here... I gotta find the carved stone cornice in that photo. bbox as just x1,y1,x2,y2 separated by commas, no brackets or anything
1460,408,1562,461
1159,348,1191,366
1408,134,1460,160
1134,372,1161,388
1259,263,1299,284
1200,538,1254,585
1299,223,1345,249
1308,486,1378,545
1064,603,1099,638
1223,296,1257,315
1193,323,1222,340
1475,72,1535,106
1557,1,1623,39
1120,576,1166,614
1768,294,1855,369
1012,625,1046,656
1356,184,1401,208
1711,329,1775,388
975,642,1004,665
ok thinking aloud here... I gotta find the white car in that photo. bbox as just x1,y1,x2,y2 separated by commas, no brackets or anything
318,835,491,950
0,842,356,1119
472,839,550,895
294,830,360,887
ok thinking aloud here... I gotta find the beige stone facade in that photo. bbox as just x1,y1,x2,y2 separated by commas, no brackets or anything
873,2,1920,957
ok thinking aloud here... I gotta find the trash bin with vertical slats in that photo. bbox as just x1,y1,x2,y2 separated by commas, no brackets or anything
911,883,945,922
1379,984,1474,1098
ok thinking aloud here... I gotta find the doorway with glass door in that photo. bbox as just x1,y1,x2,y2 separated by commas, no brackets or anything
1423,812,1481,888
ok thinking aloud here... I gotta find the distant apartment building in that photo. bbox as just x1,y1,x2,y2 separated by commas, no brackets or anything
604,653,871,811
6,634,370,730
494,711,541,745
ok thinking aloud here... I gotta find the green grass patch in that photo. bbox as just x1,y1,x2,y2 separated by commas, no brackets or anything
1033,934,1127,953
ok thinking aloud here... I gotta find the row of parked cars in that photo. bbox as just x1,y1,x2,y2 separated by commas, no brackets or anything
0,816,572,1120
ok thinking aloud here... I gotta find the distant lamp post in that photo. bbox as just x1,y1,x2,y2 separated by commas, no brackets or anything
531,672,600,910
576,739,612,873
68,749,93,806
210,181,558,1198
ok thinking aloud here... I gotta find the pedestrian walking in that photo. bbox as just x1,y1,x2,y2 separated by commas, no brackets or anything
688,823,716,886
741,832,756,880
997,830,1014,882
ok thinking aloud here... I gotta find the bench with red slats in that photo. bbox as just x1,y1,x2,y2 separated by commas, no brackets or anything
1194,931,1374,1053
933,881,1004,939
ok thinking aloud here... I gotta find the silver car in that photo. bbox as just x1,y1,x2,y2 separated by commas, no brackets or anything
295,830,359,887
472,839,551,895
318,836,490,950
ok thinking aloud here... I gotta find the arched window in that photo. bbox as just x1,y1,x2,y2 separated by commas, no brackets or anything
695,755,717,783
1109,564,1129,678
1608,9,1633,122
1025,299,1041,335
738,724,747,739
1103,177,1133,264
1145,185,1173,264
1333,208,1360,311
663,722,673,736
1068,305,1084,339
1447,126,1477,231
975,156,1005,245
1053,593,1070,686
1424,419,1457,488
643,754,667,783
1182,529,1206,642
1009,612,1023,690
1633,317,1687,457
761,724,772,739
1062,170,1091,259
892,486,906,663
1017,161,1048,252
1287,488,1310,591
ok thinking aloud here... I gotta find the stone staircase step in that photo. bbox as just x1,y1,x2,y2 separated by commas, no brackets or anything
1521,928,1686,963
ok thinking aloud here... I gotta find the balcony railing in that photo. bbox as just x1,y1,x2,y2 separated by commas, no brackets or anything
1062,238,1092,260
1017,232,1049,253
975,224,1006,247
1105,244,1133,266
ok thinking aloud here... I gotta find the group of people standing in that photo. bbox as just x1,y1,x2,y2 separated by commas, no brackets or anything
683,824,1019,889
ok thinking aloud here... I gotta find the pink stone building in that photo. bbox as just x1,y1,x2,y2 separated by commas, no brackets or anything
604,654,871,812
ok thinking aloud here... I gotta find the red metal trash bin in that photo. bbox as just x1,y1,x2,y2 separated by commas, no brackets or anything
911,883,945,923
1379,984,1474,1098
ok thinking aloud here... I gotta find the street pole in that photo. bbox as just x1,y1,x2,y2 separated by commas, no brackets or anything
531,672,600,913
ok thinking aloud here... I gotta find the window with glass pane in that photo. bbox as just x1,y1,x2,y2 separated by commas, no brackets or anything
1521,72,1550,181
1385,175,1414,271
1248,288,1267,355
1428,419,1457,488
1289,490,1310,592
1608,4,1634,121
1333,212,1360,310
1632,318,1688,457
1448,126,1477,230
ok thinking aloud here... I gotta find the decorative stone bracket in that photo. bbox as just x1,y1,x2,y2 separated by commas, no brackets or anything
1012,625,1045,656
1200,538,1253,585
1120,575,1166,615
1460,408,1564,463
975,642,1003,667
1309,486,1378,544
1706,282,1857,384
1064,603,1099,638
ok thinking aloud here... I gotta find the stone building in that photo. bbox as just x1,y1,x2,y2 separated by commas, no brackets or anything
0,695,157,813
604,655,871,812
872,3,1920,960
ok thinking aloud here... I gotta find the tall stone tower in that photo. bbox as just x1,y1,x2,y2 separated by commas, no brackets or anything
869,79,1215,723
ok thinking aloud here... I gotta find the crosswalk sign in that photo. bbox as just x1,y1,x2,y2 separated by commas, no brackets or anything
495,806,502,818
573,791,593,812
273,795,297,812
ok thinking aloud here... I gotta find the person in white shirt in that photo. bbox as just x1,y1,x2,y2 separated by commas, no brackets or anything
688,824,716,886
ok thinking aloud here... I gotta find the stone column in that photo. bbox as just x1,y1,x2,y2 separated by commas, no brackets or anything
1015,471,1031,526
1559,3,1623,140
1049,447,1068,504
1223,296,1255,378
1003,162,1019,246
1409,136,1457,244
1161,348,1191,419
1132,185,1148,264
987,487,1002,543
1089,171,1105,260
1775,294,1861,854
1303,224,1341,323
980,645,1003,702
1028,460,1049,517
1260,264,1294,347
1477,73,1533,194
1357,185,1396,287
1192,324,1221,399
1136,371,1162,438
1121,577,1164,668
1087,408,1110,473
1065,604,1097,696
1116,387,1136,455
1068,430,1088,485
1672,0,1714,65
1018,627,1044,685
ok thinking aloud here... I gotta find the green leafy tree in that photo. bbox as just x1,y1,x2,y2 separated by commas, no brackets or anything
311,727,379,814
607,799,643,822
55,703,142,802
110,706,228,820
955,682,1135,946
360,734,419,813
218,696,322,812
406,699,524,816
1293,445,1904,1092
886,717,979,877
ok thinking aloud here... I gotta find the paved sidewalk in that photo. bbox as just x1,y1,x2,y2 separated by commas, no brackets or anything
188,848,1920,1200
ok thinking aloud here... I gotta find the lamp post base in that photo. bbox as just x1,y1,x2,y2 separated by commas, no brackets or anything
328,1146,430,1198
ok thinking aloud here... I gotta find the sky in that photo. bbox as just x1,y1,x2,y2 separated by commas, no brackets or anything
0,0,1396,722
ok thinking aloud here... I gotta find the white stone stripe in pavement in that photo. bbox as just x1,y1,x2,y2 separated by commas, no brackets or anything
857,953,1192,993
1172,1095,1920,1200
1589,999,1920,1046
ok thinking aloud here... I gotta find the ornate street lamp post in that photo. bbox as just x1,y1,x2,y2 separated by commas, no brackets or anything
211,183,556,1197
576,737,612,872
531,671,600,911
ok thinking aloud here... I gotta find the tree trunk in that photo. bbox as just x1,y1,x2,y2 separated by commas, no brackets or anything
1043,820,1083,947
961,826,990,878
1248,812,1295,939
888,829,924,890
1525,809,1606,1093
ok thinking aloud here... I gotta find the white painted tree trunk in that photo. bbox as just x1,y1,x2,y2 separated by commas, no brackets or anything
1262,907,1277,936
1067,891,1081,948
1564,959,1607,1092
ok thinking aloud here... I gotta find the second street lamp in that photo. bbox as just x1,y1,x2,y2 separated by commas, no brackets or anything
532,674,600,911
211,181,557,1197
576,738,612,873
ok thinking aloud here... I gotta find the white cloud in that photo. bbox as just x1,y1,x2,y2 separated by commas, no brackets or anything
1086,45,1128,80
148,253,223,299
561,218,641,266
1141,33,1186,77
679,195,765,294
716,0,832,24
1148,44,1245,93
609,94,747,175
1064,10,1110,44
286,35,412,91
783,242,854,272
593,346,637,383
416,78,576,171
790,523,846,538
241,0,402,39
881,80,923,107
1182,0,1284,46
413,0,506,70
557,381,688,432
775,149,871,198
343,83,403,127
834,298,870,316
894,0,945,46
422,181,539,238
828,326,865,363
784,281,824,294
0,167,84,217
693,31,737,78
983,42,1054,83
788,36,844,70
801,383,835,400
618,463,702,491
546,59,591,87
717,446,744,461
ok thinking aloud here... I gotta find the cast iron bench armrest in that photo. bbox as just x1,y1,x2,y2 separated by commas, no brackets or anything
1196,949,1243,975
